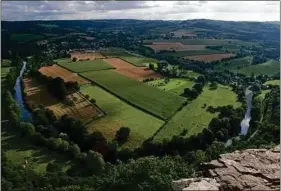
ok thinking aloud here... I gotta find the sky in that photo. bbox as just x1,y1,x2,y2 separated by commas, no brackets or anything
1,1,280,22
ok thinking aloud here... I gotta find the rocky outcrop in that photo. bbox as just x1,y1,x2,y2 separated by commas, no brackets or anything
172,146,280,191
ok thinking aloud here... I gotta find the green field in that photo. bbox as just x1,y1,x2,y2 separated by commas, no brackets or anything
120,56,158,67
1,59,12,67
154,84,241,142
80,84,164,148
56,59,115,73
2,124,72,173
144,39,254,46
80,70,186,120
11,33,45,43
38,24,59,28
264,80,280,86
160,49,225,57
101,48,132,57
215,56,252,70
146,78,194,95
233,59,280,76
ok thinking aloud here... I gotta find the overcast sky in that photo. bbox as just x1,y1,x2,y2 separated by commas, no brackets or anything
1,1,280,21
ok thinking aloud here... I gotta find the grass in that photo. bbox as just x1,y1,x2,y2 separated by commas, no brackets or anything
80,70,186,120
233,59,280,76
264,80,280,86
56,59,115,73
154,84,241,142
159,49,224,57
11,33,45,43
183,71,202,78
2,124,72,173
146,78,194,95
119,56,158,67
101,48,132,57
80,84,164,148
2,59,12,67
215,56,252,70
144,39,253,46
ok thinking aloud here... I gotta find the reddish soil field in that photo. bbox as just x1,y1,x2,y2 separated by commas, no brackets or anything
38,64,89,85
22,77,103,123
184,53,235,62
145,42,205,52
104,58,162,81
71,51,105,60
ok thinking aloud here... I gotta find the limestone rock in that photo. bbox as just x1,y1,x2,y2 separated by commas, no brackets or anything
173,147,280,191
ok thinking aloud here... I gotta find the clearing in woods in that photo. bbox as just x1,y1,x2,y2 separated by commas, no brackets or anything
104,58,161,81
70,51,105,60
264,80,280,86
2,124,72,173
154,84,241,142
81,84,164,148
22,77,103,123
184,53,235,62
80,70,186,120
38,64,89,85
146,78,194,96
56,59,115,73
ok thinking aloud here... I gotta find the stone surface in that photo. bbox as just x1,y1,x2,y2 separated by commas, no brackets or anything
173,146,280,191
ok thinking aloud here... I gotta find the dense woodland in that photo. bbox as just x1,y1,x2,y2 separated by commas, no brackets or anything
1,19,280,191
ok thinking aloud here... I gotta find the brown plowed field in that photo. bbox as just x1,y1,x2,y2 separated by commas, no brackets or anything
38,64,89,85
71,51,105,60
22,77,103,123
104,58,162,81
145,42,205,52
184,53,235,62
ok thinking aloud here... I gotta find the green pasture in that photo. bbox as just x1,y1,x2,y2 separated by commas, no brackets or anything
80,70,186,120
264,80,280,86
120,56,158,67
154,84,241,142
80,84,164,148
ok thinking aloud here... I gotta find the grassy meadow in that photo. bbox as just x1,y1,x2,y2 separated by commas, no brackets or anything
120,56,158,67
2,124,72,173
146,78,194,95
80,84,164,148
264,80,280,86
154,84,241,142
80,70,186,120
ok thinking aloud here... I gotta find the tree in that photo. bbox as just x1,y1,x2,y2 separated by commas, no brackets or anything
72,57,77,62
115,127,130,143
69,143,81,157
90,99,96,104
192,83,203,94
46,163,61,173
85,151,105,175
148,63,154,70
20,122,35,136
209,81,218,90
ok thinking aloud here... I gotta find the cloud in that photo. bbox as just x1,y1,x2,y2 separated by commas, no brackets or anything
1,1,280,21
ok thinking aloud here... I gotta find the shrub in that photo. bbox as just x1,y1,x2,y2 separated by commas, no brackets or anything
115,127,130,144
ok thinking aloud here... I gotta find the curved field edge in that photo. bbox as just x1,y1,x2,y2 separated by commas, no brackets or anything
79,70,186,120
153,84,241,142
80,84,164,148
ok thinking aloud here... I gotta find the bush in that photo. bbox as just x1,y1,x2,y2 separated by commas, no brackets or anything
115,127,130,144
72,57,77,62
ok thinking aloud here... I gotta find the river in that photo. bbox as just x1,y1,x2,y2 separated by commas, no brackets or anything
14,61,32,121
225,87,253,147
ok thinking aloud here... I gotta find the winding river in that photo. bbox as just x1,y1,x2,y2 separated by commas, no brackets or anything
14,61,32,121
240,88,253,135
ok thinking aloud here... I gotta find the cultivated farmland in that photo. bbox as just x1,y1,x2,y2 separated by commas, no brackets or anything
81,84,164,148
22,77,103,123
184,53,234,62
154,84,241,142
104,58,161,81
145,42,206,52
119,56,158,67
38,64,89,85
158,49,225,57
80,70,186,120
70,51,105,60
57,59,115,73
